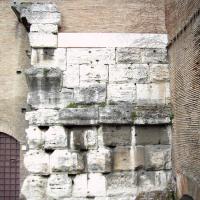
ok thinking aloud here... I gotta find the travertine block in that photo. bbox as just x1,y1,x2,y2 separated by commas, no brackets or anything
26,126,44,149
50,149,84,174
109,64,149,84
30,3,58,12
87,148,111,172
99,105,133,124
102,125,131,147
59,107,99,125
74,84,106,104
24,150,50,175
116,48,141,64
31,48,67,70
72,174,87,197
141,48,167,64
144,145,171,170
113,146,144,171
106,172,137,196
87,173,106,197
44,126,68,149
80,63,108,84
107,83,136,103
30,24,58,33
21,175,47,200
149,64,169,82
47,173,72,199
29,32,57,48
67,48,115,64
70,127,97,150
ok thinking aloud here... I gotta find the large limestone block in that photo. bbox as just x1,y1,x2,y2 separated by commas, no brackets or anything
136,83,169,104
24,150,50,175
99,105,133,124
44,126,68,149
50,149,84,174
26,126,44,149
72,174,88,197
87,148,111,173
59,107,99,125
29,32,57,48
106,172,137,196
70,127,97,150
141,48,168,64
80,63,108,84
25,109,59,125
113,146,144,171
109,64,149,84
87,173,106,197
21,175,47,200
30,24,58,33
149,64,169,82
116,48,141,64
29,3,58,12
144,145,171,170
31,48,67,70
107,83,136,103
102,125,132,147
74,84,106,104
67,48,115,64
47,173,72,199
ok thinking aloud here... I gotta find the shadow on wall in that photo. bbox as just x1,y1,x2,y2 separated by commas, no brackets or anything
180,195,193,200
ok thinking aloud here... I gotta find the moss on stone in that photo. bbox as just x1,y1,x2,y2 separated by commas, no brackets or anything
66,102,78,108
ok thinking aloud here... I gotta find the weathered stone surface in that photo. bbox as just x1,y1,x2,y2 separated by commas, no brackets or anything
47,173,72,199
67,48,115,64
107,83,136,103
144,145,171,170
87,173,106,197
106,172,137,196
25,109,59,125
87,148,111,172
109,64,149,84
44,126,68,149
74,84,106,104
24,150,50,175
30,24,58,33
141,48,167,64
133,105,171,125
136,83,169,104
80,63,108,84
31,48,67,70
116,48,141,64
72,174,87,197
29,32,57,48
21,175,47,200
113,146,144,171
59,107,99,125
134,125,169,145
99,105,133,124
70,127,97,150
102,125,132,147
29,3,58,12
50,149,84,174
26,126,44,149
149,64,169,82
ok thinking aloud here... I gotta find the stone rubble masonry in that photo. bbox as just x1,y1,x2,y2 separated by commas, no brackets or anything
12,2,172,199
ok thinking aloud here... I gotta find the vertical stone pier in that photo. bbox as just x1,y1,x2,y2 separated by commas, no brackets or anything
12,2,172,199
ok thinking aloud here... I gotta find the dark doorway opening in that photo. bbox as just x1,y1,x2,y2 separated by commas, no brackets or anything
0,132,20,200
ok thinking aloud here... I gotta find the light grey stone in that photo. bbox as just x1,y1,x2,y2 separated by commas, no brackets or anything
30,3,58,12
102,125,132,147
47,173,72,199
74,84,106,104
24,150,50,175
50,149,84,174
87,148,111,173
144,145,171,170
21,175,47,200
30,24,58,33
72,174,87,197
44,126,68,149
59,107,99,125
149,64,169,82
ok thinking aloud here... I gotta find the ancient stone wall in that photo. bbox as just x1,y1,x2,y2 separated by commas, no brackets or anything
12,2,172,199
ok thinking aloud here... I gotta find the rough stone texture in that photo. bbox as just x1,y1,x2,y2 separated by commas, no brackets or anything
30,24,58,33
149,64,169,82
72,174,88,197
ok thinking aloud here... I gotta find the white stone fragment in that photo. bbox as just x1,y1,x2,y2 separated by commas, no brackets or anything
21,175,47,200
44,126,68,149
30,24,58,33
72,174,88,197
149,64,169,82
24,150,50,175
29,32,57,48
47,173,72,199
87,173,106,197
